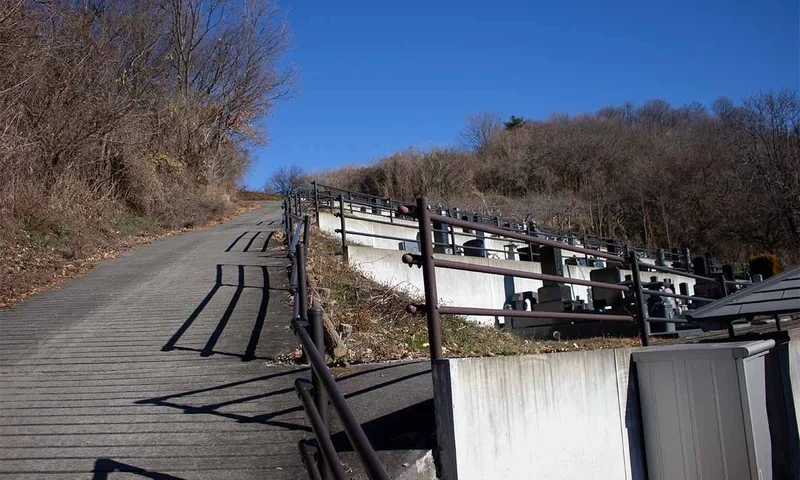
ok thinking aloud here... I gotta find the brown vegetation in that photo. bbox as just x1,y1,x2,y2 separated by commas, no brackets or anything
319,92,800,265
0,1,292,304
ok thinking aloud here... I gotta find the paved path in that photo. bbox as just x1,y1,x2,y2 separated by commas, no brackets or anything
0,203,309,479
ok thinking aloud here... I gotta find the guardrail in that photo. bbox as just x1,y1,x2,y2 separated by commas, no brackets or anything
284,206,390,480
310,182,697,266
399,197,745,349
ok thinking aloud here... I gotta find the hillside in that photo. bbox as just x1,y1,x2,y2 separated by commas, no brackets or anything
0,1,291,305
319,94,800,265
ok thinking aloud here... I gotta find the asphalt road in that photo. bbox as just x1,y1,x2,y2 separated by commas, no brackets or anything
0,202,435,479
0,203,310,479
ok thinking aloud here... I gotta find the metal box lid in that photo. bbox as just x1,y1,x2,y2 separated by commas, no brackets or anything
632,339,775,362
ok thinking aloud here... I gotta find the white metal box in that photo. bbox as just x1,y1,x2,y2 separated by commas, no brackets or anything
632,340,775,480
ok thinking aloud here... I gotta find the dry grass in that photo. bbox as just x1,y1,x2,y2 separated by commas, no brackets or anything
0,202,258,308
303,226,645,363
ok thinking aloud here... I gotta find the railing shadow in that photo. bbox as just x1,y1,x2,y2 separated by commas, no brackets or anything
326,364,433,452
226,231,275,252
92,459,183,480
135,367,311,432
161,263,275,361
134,363,427,436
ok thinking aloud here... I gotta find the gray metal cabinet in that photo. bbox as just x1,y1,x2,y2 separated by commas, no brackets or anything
633,340,775,480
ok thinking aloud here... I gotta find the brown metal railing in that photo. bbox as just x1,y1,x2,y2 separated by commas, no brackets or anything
399,197,725,351
284,203,389,480
290,187,753,348
311,181,688,264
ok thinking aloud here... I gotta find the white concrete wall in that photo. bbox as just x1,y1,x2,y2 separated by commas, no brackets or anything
320,211,630,262
346,244,697,325
433,348,647,480
790,328,800,429
347,245,543,325
320,211,689,274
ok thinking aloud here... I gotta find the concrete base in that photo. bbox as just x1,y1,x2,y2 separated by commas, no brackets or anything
432,348,647,480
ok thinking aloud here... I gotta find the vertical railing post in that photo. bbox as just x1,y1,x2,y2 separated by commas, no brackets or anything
287,206,294,246
296,243,309,318
338,195,348,262
718,274,729,297
308,304,330,480
417,197,443,361
303,215,310,247
282,199,288,243
629,251,651,346
313,181,320,224
449,223,458,255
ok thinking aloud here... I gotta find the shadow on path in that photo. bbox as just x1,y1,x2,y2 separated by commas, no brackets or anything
92,459,184,480
226,231,275,252
135,363,431,437
162,263,275,361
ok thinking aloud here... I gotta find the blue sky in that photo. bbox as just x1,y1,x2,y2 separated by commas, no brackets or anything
245,0,799,189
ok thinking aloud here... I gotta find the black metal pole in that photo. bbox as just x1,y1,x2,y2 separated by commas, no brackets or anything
338,194,348,262
308,305,329,449
417,197,443,361
287,213,294,246
296,244,309,318
303,214,310,247
295,379,347,480
298,440,324,480
629,251,651,346
718,274,729,297
293,321,390,480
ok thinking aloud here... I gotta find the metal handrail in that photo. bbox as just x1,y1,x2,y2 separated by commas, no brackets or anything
414,208,627,263
295,379,348,480
290,218,306,255
434,305,634,322
293,319,390,480
403,254,632,292
636,261,717,283
401,196,711,351
335,229,416,245
335,212,418,229
640,288,716,304
283,196,388,480
314,182,683,262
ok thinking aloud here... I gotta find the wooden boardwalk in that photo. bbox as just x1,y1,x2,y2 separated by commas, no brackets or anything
0,203,309,479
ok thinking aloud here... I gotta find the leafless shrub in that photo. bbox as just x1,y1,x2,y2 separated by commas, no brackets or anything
0,0,293,301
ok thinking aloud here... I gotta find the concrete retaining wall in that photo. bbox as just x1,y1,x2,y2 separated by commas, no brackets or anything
319,211,419,250
347,245,545,325
319,211,651,262
346,244,697,325
433,348,647,480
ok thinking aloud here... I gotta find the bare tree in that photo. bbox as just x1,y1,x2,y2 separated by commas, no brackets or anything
321,94,800,263
457,112,502,151
267,165,307,196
